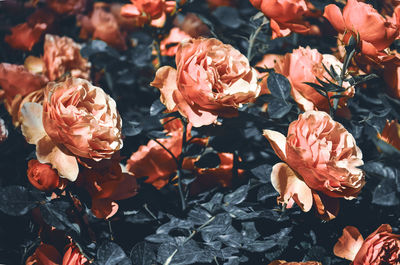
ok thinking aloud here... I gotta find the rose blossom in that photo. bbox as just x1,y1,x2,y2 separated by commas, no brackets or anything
323,0,399,57
274,46,354,116
377,120,400,151
20,77,122,181
249,0,310,39
264,110,365,220
43,34,91,81
46,0,86,15
27,159,60,192
160,27,191,57
334,225,400,265
151,38,260,127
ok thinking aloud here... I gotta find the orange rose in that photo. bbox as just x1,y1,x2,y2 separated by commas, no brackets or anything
324,0,399,57
77,160,138,219
20,78,122,181
269,261,321,265
160,27,191,57
334,225,400,265
121,0,176,28
46,0,86,15
274,46,354,115
43,34,91,81
62,243,87,265
27,159,60,192
249,0,310,39
377,120,400,151
264,110,365,220
5,9,55,51
151,38,260,127
78,3,127,50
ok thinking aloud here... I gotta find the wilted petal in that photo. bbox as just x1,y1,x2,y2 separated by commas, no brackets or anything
312,191,340,220
20,102,47,145
36,135,79,181
334,226,364,261
271,162,313,212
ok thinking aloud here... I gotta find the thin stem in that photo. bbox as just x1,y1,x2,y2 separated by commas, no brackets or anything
247,21,264,61
151,138,180,166
108,221,114,241
177,120,188,211
153,38,163,69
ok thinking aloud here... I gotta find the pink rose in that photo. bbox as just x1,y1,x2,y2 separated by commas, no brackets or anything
151,38,260,127
20,78,122,181
264,110,365,220
334,225,400,265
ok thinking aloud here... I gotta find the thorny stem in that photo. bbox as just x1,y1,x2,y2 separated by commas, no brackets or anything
163,216,216,265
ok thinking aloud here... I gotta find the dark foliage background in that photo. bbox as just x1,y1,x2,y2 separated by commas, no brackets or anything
1,0,400,264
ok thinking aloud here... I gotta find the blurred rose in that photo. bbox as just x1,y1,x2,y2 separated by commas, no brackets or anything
78,3,127,50
334,225,400,264
20,78,122,181
174,13,210,38
274,46,354,116
383,57,400,99
77,160,138,219
207,0,236,9
46,0,86,15
377,120,400,151
151,38,260,127
249,0,310,39
269,261,321,265
0,118,8,143
43,77,122,160
160,27,191,56
43,34,91,81
121,0,176,28
0,63,47,116
324,0,399,57
62,243,87,265
5,9,55,51
26,243,62,265
27,159,60,192
264,111,365,220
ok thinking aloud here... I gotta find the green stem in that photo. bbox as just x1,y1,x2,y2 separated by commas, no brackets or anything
247,22,264,61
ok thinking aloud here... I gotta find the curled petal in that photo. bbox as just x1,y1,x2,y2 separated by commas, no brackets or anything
334,226,364,261
20,103,47,145
312,191,340,221
263,129,287,161
323,4,346,33
271,162,313,212
36,135,79,181
151,66,179,111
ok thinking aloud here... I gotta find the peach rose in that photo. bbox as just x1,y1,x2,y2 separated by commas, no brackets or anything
5,9,55,51
160,27,191,57
249,0,310,39
77,160,138,219
274,46,354,115
121,0,176,28
334,225,400,265
269,261,321,265
264,111,365,220
43,34,91,81
20,78,122,181
46,0,86,15
377,120,400,151
78,3,127,50
323,0,399,57
151,38,260,127
27,159,61,192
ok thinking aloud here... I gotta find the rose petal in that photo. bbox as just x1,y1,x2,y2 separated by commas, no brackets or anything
20,102,47,145
263,129,287,161
334,226,364,261
271,162,313,212
312,191,340,220
323,4,346,33
151,66,179,111
36,135,79,181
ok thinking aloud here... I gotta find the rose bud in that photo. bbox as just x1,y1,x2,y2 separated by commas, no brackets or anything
249,0,311,39
27,159,60,192
334,225,400,264
264,110,365,220
151,38,260,127
323,0,399,57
